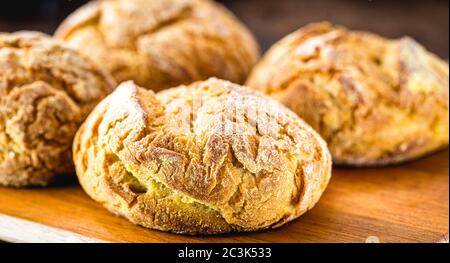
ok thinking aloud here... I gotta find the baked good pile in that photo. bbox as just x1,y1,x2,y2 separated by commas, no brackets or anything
0,0,448,234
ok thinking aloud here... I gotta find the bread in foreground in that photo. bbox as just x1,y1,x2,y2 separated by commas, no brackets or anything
73,78,332,234
247,22,449,166
55,0,260,92
0,31,115,187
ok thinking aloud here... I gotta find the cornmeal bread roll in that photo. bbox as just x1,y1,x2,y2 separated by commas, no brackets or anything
247,22,449,166
55,0,259,92
0,32,115,187
73,78,332,234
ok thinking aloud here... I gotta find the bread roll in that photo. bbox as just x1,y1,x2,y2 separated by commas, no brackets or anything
247,22,449,166
73,78,332,234
0,32,115,187
55,0,259,92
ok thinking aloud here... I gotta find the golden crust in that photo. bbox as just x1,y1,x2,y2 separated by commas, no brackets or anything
247,22,449,166
55,0,260,92
73,78,332,234
0,31,115,187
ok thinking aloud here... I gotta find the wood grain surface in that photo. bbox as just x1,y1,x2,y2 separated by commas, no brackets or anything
0,150,447,243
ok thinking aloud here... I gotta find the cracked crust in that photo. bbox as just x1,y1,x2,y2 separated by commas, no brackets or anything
0,31,115,187
247,22,449,166
55,0,260,92
73,78,332,234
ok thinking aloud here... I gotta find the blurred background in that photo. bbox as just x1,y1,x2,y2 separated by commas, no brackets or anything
0,0,448,58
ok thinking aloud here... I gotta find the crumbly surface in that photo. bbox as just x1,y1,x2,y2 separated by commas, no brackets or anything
55,0,260,92
0,32,115,187
73,78,332,234
247,22,449,166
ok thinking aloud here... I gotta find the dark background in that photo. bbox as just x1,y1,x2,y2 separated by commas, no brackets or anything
0,0,448,59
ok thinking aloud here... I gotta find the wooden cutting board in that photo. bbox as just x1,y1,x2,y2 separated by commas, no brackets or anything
0,150,448,243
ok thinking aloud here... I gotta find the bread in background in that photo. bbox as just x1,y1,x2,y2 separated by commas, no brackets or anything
55,0,260,92
247,22,449,166
0,31,115,187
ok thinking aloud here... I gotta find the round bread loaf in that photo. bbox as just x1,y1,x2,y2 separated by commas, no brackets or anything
247,22,449,166
0,32,115,187
55,0,259,92
73,78,332,234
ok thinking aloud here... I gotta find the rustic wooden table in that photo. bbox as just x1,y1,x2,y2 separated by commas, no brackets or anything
0,0,448,243
0,150,448,243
